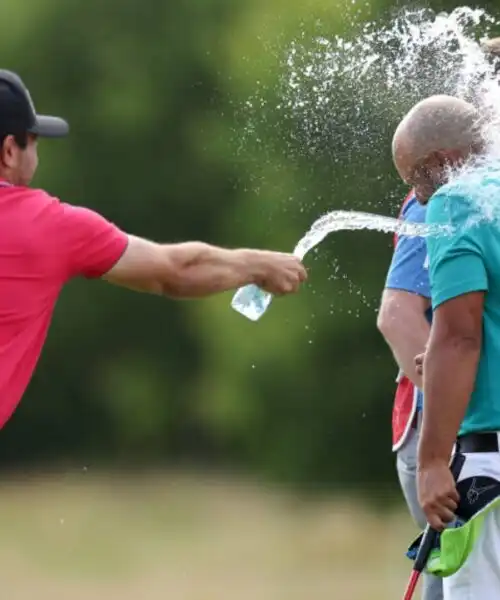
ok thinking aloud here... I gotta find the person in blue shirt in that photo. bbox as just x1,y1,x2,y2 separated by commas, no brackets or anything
392,94,500,600
379,194,431,401
378,193,439,600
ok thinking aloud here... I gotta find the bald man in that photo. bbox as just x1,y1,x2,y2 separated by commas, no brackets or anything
393,94,500,599
377,40,500,600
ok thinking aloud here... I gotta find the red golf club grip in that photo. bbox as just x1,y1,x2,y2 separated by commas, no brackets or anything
401,452,466,600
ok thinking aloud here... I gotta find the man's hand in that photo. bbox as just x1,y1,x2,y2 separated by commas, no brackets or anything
418,460,460,531
415,352,425,376
251,251,307,295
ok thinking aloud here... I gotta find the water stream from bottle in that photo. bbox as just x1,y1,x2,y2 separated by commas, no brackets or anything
231,211,452,321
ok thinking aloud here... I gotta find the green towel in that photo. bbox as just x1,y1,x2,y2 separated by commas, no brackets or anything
407,497,500,577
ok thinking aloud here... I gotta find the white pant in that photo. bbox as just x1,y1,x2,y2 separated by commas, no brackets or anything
444,449,500,600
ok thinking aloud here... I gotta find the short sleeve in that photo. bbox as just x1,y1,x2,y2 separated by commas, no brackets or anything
385,235,431,298
52,202,129,280
426,194,488,310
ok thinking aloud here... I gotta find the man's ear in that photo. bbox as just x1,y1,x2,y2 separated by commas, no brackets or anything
0,135,17,169
431,150,461,180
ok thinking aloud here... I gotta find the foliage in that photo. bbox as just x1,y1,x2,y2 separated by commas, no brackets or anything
0,0,492,491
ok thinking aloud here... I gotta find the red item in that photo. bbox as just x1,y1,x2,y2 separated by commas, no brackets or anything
402,570,420,600
0,180,128,428
391,189,418,451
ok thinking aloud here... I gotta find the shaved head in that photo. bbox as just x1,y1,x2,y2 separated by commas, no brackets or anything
482,37,500,58
393,95,480,173
482,37,500,76
392,95,482,203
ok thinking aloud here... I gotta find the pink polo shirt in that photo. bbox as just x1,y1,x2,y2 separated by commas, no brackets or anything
0,181,128,428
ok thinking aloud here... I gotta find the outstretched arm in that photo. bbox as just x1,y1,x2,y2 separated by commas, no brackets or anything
103,236,306,298
49,200,306,298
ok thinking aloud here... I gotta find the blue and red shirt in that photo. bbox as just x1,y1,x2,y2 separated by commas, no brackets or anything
385,191,431,450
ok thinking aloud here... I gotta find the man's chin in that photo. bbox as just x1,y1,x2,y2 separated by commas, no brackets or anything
415,193,430,205
18,175,34,187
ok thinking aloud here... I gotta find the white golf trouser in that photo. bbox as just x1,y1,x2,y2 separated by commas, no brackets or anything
444,446,500,600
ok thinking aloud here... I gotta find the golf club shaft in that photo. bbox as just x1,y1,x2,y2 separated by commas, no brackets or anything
402,571,419,600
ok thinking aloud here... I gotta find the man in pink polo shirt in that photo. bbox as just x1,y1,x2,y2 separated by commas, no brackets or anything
0,69,307,430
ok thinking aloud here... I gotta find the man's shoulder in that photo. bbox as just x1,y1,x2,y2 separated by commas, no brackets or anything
26,187,59,202
427,180,479,228
401,194,426,223
2,187,67,238
426,167,500,259
7,185,60,208
430,164,500,211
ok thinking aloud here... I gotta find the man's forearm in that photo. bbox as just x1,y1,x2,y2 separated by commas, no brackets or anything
378,296,430,388
161,243,259,298
419,332,480,467
104,235,305,298
385,322,429,388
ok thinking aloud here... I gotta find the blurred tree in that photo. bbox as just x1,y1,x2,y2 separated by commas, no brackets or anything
0,0,496,497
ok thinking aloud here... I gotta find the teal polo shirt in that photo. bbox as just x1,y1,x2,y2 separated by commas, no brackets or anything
426,163,500,436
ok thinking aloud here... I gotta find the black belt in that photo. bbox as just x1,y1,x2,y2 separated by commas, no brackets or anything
456,432,499,453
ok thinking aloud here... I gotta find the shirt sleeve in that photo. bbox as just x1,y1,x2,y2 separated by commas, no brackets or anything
51,201,129,280
426,196,488,310
385,234,431,298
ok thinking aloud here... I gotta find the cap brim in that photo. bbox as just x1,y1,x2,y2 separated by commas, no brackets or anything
29,115,69,138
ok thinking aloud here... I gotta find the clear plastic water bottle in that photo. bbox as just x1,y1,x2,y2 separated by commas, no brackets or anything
230,238,307,322
231,284,273,321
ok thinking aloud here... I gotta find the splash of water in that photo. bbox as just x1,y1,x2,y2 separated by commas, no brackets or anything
232,6,500,321
273,6,500,161
237,6,500,217
292,210,450,259
231,210,451,321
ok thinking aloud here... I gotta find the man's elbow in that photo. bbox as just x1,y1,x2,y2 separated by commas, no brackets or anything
158,266,192,298
158,252,207,299
154,245,199,298
377,301,398,341
444,331,482,354
377,291,428,342
160,277,194,299
102,237,205,298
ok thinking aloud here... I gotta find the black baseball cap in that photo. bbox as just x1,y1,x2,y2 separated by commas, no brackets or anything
0,70,69,139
